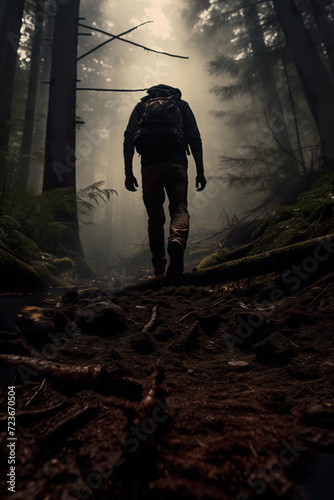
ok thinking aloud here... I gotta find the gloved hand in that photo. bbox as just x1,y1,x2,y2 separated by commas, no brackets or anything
196,173,207,191
125,175,138,192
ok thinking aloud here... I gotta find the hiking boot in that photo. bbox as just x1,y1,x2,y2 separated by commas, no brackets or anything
154,264,166,277
153,258,167,277
166,240,184,280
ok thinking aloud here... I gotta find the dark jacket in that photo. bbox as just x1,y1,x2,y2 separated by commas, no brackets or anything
123,84,203,168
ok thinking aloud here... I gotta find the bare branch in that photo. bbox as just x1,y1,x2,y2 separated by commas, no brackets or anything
77,21,153,61
78,22,189,61
76,88,149,92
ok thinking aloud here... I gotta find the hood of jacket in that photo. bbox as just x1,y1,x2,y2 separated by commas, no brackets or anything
141,84,182,101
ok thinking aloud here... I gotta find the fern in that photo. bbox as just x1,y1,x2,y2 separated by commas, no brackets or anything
77,181,117,212
77,181,117,221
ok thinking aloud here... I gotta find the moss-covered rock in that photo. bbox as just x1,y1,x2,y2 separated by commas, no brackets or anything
0,246,41,292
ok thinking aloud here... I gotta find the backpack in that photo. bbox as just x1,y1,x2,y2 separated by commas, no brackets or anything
133,96,184,155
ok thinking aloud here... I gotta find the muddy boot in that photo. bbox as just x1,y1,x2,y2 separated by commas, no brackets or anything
166,240,184,280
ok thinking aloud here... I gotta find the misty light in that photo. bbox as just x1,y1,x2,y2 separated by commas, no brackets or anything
144,0,172,39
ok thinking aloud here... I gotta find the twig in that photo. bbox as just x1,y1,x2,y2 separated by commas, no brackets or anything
0,401,69,422
142,305,158,333
307,282,333,308
191,227,229,244
295,273,334,296
78,22,188,61
179,311,195,323
249,442,258,458
24,378,46,407
179,297,226,323
77,21,153,61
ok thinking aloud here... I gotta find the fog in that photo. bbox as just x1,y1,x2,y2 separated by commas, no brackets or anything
76,0,246,268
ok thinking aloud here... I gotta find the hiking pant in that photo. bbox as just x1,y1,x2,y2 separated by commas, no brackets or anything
142,162,189,270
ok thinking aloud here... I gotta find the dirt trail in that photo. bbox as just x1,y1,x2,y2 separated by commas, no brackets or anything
0,272,334,499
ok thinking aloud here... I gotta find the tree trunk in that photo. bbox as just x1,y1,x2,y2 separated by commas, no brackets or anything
309,0,334,76
20,0,46,189
43,0,79,192
271,0,334,167
0,0,25,150
43,0,86,265
0,2,6,35
29,13,53,191
242,0,294,156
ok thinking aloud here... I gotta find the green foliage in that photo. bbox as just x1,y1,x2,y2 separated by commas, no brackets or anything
0,181,116,289
197,247,233,269
0,244,41,292
215,122,324,211
184,0,323,212
197,172,334,268
1,188,74,254
250,172,334,253
77,181,117,224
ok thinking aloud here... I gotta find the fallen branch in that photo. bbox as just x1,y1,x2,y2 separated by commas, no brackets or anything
0,355,143,397
118,233,334,293
141,305,158,333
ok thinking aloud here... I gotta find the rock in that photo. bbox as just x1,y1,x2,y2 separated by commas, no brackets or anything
232,312,276,349
154,328,175,341
286,308,319,328
169,322,200,353
16,306,55,336
252,331,296,365
197,313,221,335
77,288,100,300
43,308,72,331
130,334,155,354
75,301,127,336
219,305,232,316
174,285,197,298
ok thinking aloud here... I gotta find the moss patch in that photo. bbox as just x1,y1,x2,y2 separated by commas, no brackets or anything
198,172,334,269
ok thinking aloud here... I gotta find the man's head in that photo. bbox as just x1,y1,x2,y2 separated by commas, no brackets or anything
143,84,182,100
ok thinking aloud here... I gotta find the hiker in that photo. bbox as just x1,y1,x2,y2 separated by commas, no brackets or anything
123,84,206,279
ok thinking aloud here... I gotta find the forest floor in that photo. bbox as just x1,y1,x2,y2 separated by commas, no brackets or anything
0,259,334,500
